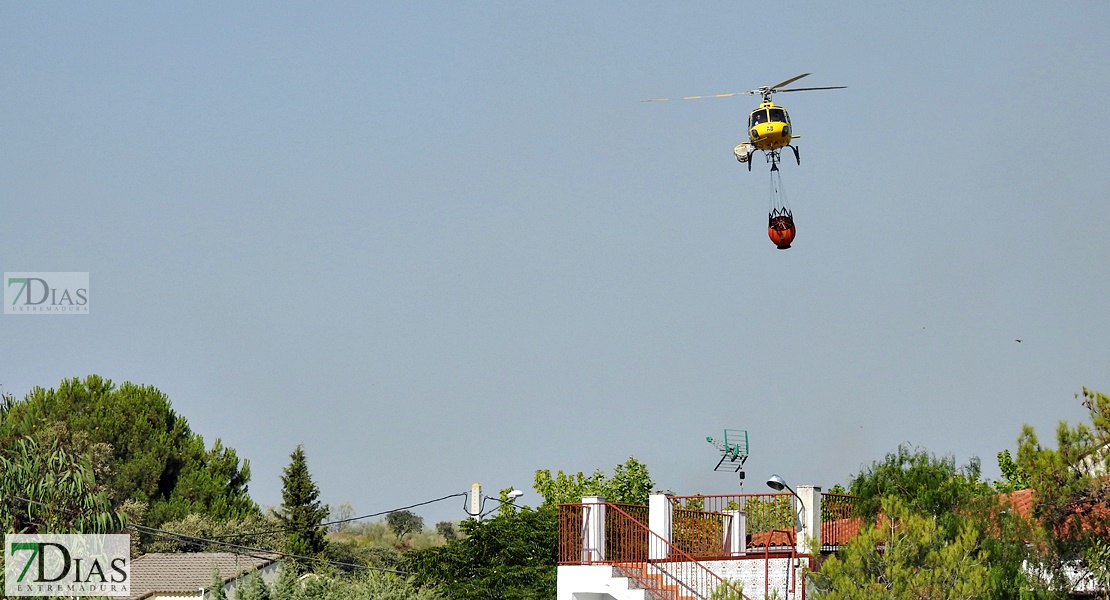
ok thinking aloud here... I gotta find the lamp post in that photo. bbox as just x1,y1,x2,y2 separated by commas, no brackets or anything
480,490,525,519
766,474,806,544
468,485,525,520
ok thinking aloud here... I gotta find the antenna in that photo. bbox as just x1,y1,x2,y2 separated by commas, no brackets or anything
707,429,749,491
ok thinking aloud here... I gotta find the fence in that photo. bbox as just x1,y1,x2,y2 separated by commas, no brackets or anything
558,501,750,600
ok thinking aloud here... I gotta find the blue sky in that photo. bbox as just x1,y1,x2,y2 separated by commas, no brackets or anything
2,2,1108,526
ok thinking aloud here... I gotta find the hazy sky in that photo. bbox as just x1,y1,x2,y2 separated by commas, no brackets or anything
3,2,1108,527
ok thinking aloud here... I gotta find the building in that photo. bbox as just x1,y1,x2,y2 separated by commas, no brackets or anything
127,552,281,600
556,488,835,600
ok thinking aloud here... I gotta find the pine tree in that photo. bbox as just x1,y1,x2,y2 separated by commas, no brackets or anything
236,570,272,600
278,445,329,572
208,569,228,600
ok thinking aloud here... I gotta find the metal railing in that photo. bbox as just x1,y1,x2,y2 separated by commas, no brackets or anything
558,502,750,600
669,494,800,553
819,493,861,552
672,506,730,557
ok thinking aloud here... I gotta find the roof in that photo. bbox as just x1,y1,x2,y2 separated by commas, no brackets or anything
128,552,278,600
1003,488,1034,517
745,518,866,549
1004,485,1110,538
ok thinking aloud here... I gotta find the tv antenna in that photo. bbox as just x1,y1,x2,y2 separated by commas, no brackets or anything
707,429,749,491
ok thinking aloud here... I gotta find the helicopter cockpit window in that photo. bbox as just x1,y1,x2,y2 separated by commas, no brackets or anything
750,110,768,126
769,108,787,123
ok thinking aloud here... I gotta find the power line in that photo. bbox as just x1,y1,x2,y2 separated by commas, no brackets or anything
10,493,468,575
205,491,470,539
129,523,405,574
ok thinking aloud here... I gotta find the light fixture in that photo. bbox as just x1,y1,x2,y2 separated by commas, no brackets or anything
766,474,791,493
766,473,805,538
478,489,527,519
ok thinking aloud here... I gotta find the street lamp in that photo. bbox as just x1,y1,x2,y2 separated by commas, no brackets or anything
765,474,797,498
766,474,806,540
478,489,525,519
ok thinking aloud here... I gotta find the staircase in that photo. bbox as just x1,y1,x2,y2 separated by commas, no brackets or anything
613,562,693,600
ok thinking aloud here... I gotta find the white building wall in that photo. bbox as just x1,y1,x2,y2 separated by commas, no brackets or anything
558,559,805,600
557,566,647,600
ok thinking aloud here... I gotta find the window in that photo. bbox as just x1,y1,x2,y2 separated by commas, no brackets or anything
750,110,768,126
769,108,787,123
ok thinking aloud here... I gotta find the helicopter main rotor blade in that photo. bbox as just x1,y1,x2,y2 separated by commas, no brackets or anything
769,73,811,90
641,91,756,102
776,85,847,93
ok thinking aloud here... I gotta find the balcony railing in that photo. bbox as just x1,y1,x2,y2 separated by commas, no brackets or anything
558,501,749,600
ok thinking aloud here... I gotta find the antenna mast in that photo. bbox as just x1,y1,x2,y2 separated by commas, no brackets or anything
706,429,749,491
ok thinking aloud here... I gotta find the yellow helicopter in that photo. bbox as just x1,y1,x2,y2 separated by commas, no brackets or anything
644,73,845,171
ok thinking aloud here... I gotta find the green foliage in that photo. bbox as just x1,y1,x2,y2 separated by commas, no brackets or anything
281,569,443,600
210,568,229,600
811,496,991,600
833,443,1058,599
1084,539,1110,594
435,521,458,541
324,538,401,572
279,445,329,571
533,456,654,507
403,505,557,600
328,502,355,533
710,579,746,600
0,375,256,527
1014,388,1110,593
848,443,992,536
0,423,126,534
237,570,272,600
146,512,284,553
270,563,301,600
744,494,796,533
386,510,425,539
994,449,1031,493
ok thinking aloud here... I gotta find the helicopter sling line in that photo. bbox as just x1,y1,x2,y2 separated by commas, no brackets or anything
768,163,795,250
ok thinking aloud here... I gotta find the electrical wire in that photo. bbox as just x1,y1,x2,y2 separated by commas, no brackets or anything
129,522,405,574
204,491,470,539
9,492,477,575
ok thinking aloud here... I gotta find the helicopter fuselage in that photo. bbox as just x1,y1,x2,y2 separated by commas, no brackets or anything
747,101,794,152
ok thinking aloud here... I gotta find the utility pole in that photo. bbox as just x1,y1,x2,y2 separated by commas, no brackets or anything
470,483,482,521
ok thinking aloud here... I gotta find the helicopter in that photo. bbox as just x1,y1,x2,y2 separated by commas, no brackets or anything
644,73,845,171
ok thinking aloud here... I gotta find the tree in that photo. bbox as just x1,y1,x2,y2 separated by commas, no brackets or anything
533,456,655,507
848,443,993,538
837,442,1054,599
403,504,557,600
406,458,655,599
811,496,991,600
236,570,272,600
386,510,424,540
278,444,329,571
1014,388,1110,594
993,448,1030,493
0,390,127,592
435,521,458,541
209,568,228,600
287,569,443,600
145,512,284,554
0,430,126,534
0,375,256,527
328,501,355,533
